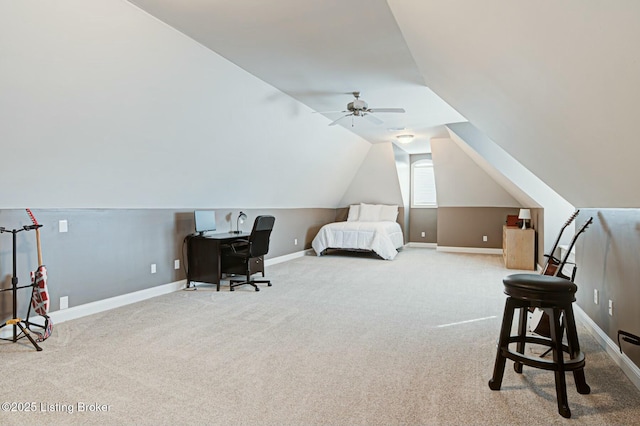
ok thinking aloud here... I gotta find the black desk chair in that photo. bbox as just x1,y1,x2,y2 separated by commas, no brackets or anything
221,215,275,292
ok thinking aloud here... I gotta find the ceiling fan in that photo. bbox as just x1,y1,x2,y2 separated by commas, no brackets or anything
315,92,405,126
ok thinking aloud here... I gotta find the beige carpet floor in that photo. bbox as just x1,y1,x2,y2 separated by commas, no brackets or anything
1,248,640,425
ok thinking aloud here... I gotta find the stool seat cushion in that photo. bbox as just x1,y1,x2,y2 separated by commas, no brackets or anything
503,273,577,304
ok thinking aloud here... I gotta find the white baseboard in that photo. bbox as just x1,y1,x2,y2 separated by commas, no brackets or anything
437,246,503,255
0,279,184,338
406,242,437,248
574,304,640,391
54,280,186,329
265,249,313,266
51,279,187,324
1,251,311,337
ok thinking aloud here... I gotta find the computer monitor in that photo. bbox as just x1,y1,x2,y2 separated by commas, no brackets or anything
194,210,216,236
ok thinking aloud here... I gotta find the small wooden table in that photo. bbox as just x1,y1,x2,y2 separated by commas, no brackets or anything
502,226,535,270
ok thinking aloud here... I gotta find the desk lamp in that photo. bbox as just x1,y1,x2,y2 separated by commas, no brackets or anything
518,209,531,229
233,211,247,234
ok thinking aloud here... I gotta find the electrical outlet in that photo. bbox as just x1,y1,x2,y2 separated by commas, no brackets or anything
594,289,599,304
174,259,180,270
59,220,68,233
294,238,298,245
608,299,613,316
421,231,426,238
482,235,488,242
60,296,69,310
151,264,157,274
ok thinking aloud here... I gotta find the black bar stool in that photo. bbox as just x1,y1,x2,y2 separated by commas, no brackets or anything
488,273,590,418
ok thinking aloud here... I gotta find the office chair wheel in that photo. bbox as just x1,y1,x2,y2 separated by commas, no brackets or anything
267,283,272,286
230,287,235,292
255,287,260,292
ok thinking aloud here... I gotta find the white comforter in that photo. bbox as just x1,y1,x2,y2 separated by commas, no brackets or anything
311,221,404,260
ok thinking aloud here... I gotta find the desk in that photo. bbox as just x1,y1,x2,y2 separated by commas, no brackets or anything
186,232,250,291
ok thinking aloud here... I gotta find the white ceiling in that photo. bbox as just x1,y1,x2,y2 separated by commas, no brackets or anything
387,0,640,207
126,0,640,207
127,0,467,154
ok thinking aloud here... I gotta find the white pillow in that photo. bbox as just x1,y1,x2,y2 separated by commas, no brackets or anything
379,205,399,221
358,203,382,222
346,205,360,222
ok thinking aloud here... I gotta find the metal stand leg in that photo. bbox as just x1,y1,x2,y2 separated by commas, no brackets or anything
6,319,42,351
0,226,44,351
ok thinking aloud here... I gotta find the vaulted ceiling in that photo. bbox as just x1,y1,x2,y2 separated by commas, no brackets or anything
127,0,467,154
128,0,640,208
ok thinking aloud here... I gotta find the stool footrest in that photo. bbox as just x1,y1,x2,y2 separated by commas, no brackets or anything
502,335,585,371
502,348,585,372
509,334,568,353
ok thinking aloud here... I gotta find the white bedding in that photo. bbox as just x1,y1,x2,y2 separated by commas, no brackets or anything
311,221,404,260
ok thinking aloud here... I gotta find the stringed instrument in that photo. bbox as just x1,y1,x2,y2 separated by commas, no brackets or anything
540,210,579,279
530,213,593,337
25,209,52,341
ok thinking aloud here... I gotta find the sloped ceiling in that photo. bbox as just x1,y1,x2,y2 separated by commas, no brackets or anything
339,142,405,207
127,0,467,154
0,0,370,209
431,137,522,208
5,1,638,209
130,0,640,208
388,0,640,208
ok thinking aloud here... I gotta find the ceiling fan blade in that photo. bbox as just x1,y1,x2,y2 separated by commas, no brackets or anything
363,113,384,125
313,110,348,114
328,114,352,126
368,108,405,113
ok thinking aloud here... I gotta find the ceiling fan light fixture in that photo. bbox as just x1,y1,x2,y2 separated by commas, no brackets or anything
396,134,414,144
320,92,406,126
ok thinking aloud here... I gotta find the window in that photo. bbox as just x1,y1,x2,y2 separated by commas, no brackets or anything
411,159,437,207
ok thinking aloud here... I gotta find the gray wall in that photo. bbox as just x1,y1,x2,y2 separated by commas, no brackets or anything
394,145,411,244
408,208,437,243
433,206,544,260
0,208,335,316
573,209,640,368
437,207,525,249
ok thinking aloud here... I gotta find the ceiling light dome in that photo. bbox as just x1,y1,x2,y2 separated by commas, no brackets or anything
396,134,414,144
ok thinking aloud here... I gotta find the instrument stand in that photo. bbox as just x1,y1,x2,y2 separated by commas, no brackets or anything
0,225,43,351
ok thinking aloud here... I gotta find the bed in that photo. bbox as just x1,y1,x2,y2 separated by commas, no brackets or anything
311,203,404,260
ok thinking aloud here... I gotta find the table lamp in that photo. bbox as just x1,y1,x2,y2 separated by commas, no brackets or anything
518,209,531,230
233,211,247,234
